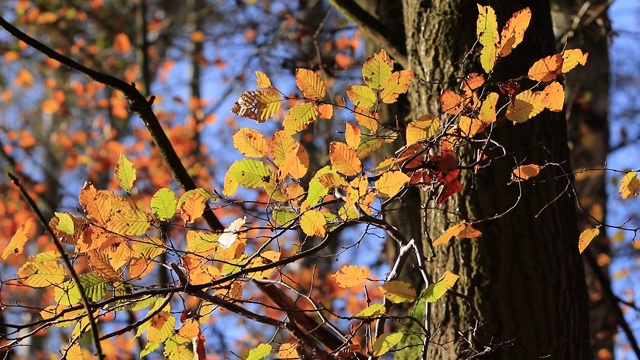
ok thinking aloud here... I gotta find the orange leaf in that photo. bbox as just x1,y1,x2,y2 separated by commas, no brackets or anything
477,92,499,124
329,142,362,176
512,164,541,182
180,191,206,223
542,81,564,112
380,70,413,104
406,114,439,145
280,142,309,179
345,123,361,149
578,227,599,254
362,49,393,90
295,68,326,100
528,54,563,82
14,68,33,87
333,265,370,288
278,343,300,360
178,319,200,338
113,33,131,54
79,183,113,225
354,107,379,132
2,217,35,259
42,98,60,114
271,131,296,167
375,171,409,198
433,221,480,246
440,89,466,115
498,7,531,57
561,49,588,73
317,103,333,119
459,116,487,139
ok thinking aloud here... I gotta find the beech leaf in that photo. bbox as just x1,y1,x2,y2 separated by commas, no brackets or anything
232,128,269,157
578,227,599,254
619,171,640,199
114,153,136,192
329,142,362,176
380,280,417,303
2,218,36,260
425,271,459,302
333,265,370,288
295,68,326,100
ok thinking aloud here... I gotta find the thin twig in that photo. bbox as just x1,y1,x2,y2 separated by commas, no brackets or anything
7,173,104,359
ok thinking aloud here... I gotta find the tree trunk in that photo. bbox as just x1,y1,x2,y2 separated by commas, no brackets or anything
397,1,590,358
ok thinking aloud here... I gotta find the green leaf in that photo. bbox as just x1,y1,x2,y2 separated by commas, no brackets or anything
272,208,297,227
246,343,272,360
225,159,272,193
163,335,194,360
306,166,334,206
362,49,393,90
55,212,75,235
425,271,459,302
140,341,160,357
17,260,65,288
355,304,386,318
380,280,417,303
346,85,376,109
115,153,136,192
373,332,403,356
151,188,177,221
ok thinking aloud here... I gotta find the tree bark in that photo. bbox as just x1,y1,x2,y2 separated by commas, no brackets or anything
396,1,590,358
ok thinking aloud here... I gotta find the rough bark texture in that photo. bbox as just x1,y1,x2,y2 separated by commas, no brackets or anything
551,1,613,357
396,1,591,358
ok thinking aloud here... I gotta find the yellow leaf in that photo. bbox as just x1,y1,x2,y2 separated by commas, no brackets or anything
79,183,113,225
380,70,413,104
406,114,439,145
345,122,361,149
528,54,563,82
373,332,403,357
561,49,588,74
232,128,269,157
354,107,379,132
87,250,121,282
620,171,640,199
283,102,319,135
477,5,499,72
231,90,281,122
477,92,499,124
271,131,296,167
100,236,133,270
376,171,409,198
578,227,599,254
425,271,459,302
498,7,531,57
114,153,136,192
433,222,466,246
362,49,393,90
17,260,66,287
505,90,545,123
295,68,326,100
459,116,487,139
2,217,35,259
255,70,271,88
108,204,150,235
333,265,370,288
512,164,541,182
147,311,176,343
300,209,326,237
542,81,564,112
440,89,466,115
346,85,376,109
329,142,362,176
380,280,416,303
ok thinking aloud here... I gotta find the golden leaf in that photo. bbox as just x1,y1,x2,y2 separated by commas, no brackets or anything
329,142,362,176
333,265,370,288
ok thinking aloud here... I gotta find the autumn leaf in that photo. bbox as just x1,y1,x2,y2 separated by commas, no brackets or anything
355,304,386,318
147,311,176,343
223,159,272,196
527,54,563,82
498,7,531,57
306,166,334,206
232,128,269,157
512,164,541,182
300,209,327,237
295,68,326,100
231,90,281,122
373,332,403,357
354,107,380,132
180,191,206,224
113,33,131,53
619,171,640,199
561,49,589,73
477,92,499,124
255,70,272,88
280,142,309,179
151,188,177,221
459,116,487,139
477,4,499,72
542,81,564,112
318,103,333,119
329,142,362,176
79,182,113,225
376,171,409,198
425,271,459,302
380,70,413,104
278,343,300,360
2,217,35,259
346,85,376,109
178,319,200,338
55,212,75,235
406,114,439,145
380,280,417,303
114,153,136,192
17,260,66,287
283,102,319,135
345,122,361,149
505,90,545,123
433,221,481,246
333,265,370,288
440,89,466,115
108,204,150,235
578,227,599,254
362,49,393,90
246,343,272,360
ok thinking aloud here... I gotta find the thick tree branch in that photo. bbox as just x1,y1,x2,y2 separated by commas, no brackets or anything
327,0,408,69
8,173,104,359
0,16,224,231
